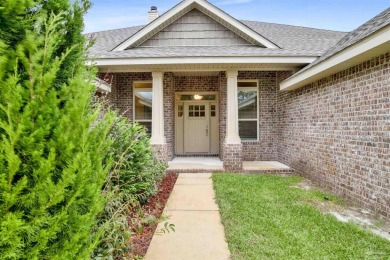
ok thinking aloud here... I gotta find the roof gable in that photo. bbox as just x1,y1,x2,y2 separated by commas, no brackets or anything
112,0,279,51
140,9,253,47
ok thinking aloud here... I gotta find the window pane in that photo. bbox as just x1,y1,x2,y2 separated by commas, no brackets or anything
177,94,216,101
138,121,152,135
134,91,152,120
178,105,183,117
239,121,257,140
238,81,257,88
238,90,257,119
134,82,152,89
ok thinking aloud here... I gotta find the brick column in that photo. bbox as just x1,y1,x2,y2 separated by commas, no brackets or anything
151,72,168,162
224,70,242,171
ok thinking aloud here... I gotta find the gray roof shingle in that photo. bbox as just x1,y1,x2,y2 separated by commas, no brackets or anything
294,7,390,75
87,20,347,59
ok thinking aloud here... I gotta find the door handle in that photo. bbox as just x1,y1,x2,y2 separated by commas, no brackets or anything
206,125,209,136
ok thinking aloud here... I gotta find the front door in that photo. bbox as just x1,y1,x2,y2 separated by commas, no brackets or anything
184,103,210,153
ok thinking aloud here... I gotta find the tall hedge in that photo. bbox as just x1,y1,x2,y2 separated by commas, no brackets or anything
0,0,114,258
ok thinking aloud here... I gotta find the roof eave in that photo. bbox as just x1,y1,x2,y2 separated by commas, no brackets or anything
91,56,317,66
280,25,390,91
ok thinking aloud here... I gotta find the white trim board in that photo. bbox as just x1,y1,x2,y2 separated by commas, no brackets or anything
112,0,279,51
280,25,390,91
96,67,304,73
92,56,317,66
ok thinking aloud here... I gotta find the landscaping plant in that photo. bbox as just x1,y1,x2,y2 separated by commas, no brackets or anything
0,0,115,258
92,117,167,258
108,117,166,203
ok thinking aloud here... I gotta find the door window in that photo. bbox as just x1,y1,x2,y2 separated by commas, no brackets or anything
189,105,206,117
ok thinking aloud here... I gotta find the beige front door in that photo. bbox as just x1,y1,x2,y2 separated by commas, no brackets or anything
184,103,210,153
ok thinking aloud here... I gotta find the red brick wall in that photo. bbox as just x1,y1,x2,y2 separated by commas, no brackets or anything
277,52,390,218
174,75,219,92
238,71,279,161
107,72,152,119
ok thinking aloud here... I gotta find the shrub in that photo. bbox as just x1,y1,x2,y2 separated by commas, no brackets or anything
92,116,167,258
91,184,136,259
109,117,167,203
0,1,115,258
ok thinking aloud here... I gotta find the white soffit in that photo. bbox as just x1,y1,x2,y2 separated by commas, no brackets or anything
93,56,316,66
280,25,390,91
112,0,279,51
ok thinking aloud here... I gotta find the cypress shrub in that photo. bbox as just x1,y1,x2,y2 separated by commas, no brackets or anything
0,0,114,258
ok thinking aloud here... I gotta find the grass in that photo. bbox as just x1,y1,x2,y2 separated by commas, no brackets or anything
213,174,390,260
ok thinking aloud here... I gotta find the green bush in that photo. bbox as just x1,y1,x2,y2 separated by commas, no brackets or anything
92,184,136,259
0,1,115,258
92,116,167,258
109,117,167,203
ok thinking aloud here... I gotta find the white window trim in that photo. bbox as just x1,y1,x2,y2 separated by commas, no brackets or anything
238,80,259,142
133,81,153,128
175,92,219,102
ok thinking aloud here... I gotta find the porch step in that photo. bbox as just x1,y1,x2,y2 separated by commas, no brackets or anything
167,157,224,173
242,161,294,174
166,158,294,174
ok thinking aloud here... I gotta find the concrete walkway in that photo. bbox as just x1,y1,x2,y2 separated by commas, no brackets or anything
145,173,231,260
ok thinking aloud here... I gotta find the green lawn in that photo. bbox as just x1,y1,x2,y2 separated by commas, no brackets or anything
213,174,390,260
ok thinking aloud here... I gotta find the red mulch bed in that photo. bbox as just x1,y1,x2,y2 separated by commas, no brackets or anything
130,172,178,257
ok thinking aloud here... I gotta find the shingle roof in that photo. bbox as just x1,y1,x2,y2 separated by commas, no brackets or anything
87,21,347,59
294,7,390,75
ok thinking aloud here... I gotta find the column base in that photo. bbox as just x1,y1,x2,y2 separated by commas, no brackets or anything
151,144,169,163
223,143,243,172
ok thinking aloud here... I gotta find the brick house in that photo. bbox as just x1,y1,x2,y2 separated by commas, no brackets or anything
88,0,390,218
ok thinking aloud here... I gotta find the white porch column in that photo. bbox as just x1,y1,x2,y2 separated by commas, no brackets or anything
225,70,241,144
150,72,166,145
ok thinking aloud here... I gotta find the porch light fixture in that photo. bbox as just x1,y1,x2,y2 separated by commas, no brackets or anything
194,95,203,100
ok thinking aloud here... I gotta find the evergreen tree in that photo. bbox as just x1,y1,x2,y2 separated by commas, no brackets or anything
0,0,114,258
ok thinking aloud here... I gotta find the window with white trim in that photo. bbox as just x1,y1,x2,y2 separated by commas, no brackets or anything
134,82,153,135
238,81,258,141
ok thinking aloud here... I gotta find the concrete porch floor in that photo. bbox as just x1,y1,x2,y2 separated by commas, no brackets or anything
243,161,291,171
168,157,224,172
167,157,292,173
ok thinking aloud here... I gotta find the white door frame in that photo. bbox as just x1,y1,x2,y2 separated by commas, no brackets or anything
175,92,219,155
